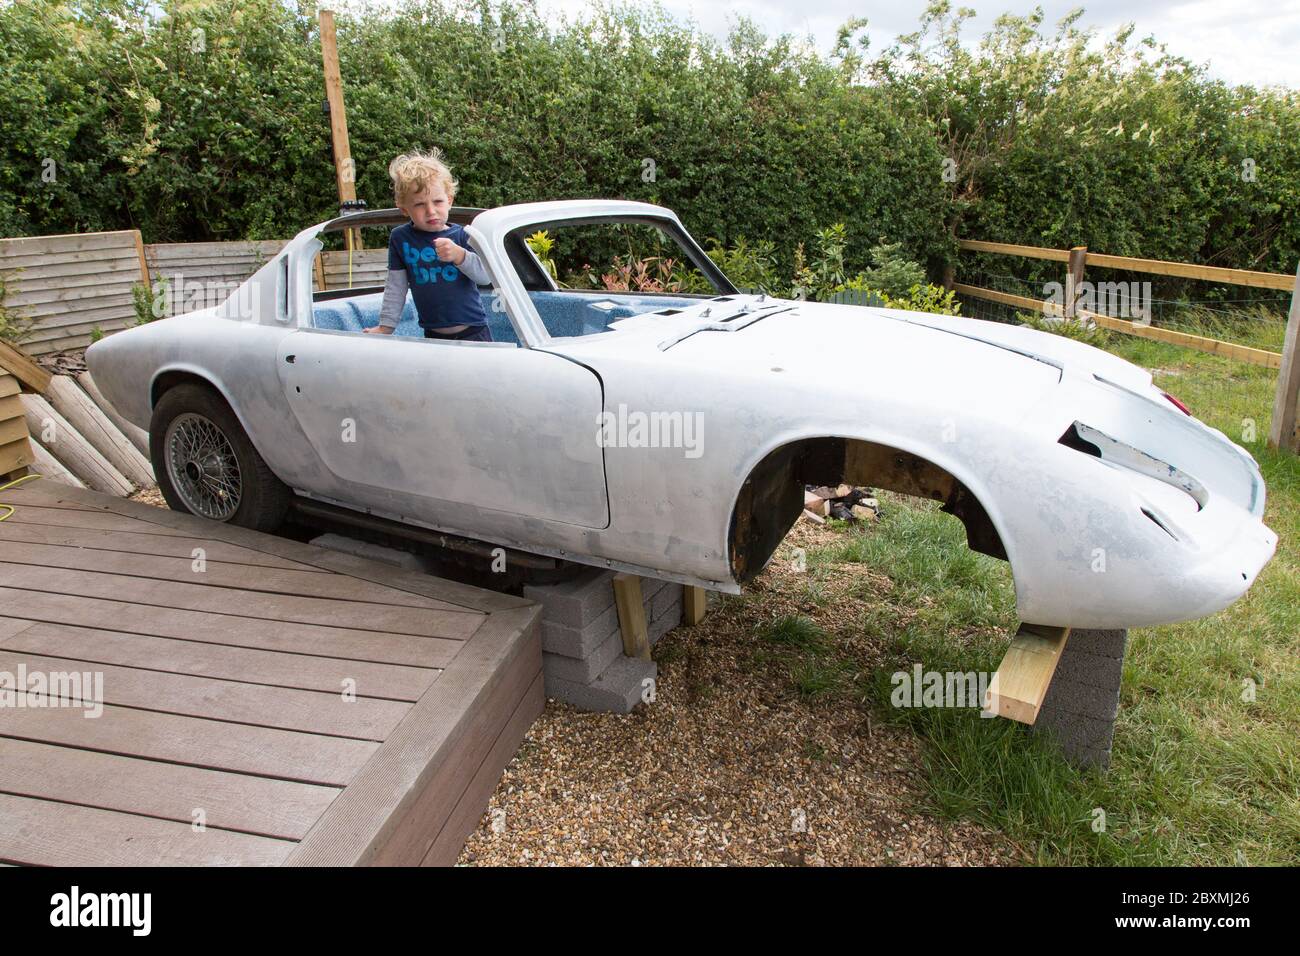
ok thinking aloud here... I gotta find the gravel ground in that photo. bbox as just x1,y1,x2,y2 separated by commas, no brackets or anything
460,519,1023,866
130,486,166,508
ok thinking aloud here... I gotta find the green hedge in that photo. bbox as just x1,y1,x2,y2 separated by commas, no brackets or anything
1,0,1295,290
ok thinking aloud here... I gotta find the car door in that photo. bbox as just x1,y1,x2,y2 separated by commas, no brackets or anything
276,329,609,529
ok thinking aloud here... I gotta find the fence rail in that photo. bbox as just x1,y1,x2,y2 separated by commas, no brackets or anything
954,240,1300,453
958,239,1296,291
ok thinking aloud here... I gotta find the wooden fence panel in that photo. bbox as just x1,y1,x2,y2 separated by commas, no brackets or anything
320,249,387,291
145,240,286,317
0,231,147,356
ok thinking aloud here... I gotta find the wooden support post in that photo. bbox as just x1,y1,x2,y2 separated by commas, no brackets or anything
28,439,82,488
76,372,149,457
20,393,133,496
1268,261,1300,454
1064,245,1087,320
684,585,708,625
319,9,362,251
985,623,1071,724
45,375,154,488
612,572,651,660
0,340,51,394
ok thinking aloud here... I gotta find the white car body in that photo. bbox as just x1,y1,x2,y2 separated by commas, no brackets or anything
87,200,1278,629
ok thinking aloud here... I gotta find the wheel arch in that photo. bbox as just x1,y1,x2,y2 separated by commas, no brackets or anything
149,365,278,476
726,432,1017,587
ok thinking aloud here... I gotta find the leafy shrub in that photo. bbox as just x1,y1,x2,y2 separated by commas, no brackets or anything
890,283,962,315
692,236,781,294
792,224,849,301
852,240,928,300
0,0,1294,297
832,240,960,314
590,255,686,293
130,277,169,326
524,230,559,282
0,275,34,342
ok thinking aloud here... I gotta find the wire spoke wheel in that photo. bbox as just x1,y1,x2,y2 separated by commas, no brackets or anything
164,412,243,520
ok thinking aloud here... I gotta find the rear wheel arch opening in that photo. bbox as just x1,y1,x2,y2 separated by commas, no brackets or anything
151,369,222,410
149,375,290,532
727,436,1008,584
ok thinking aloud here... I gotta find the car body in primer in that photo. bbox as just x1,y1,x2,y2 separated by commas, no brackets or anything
87,199,1278,630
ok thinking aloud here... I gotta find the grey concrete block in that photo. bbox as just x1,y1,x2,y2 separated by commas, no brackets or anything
650,581,683,622
1053,647,1125,691
309,533,433,572
1033,710,1116,770
649,597,681,646
1066,627,1127,660
1032,627,1127,771
1040,674,1120,723
640,575,669,602
545,655,657,714
543,628,625,685
541,602,619,659
524,567,617,627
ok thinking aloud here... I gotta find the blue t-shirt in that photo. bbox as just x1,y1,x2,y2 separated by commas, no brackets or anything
387,222,488,329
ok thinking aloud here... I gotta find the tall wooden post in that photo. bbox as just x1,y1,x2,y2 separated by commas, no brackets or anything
319,10,362,252
1064,246,1087,320
1268,262,1300,454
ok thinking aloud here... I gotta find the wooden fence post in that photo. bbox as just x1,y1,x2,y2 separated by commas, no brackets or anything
319,9,362,252
1268,261,1300,454
1064,246,1086,319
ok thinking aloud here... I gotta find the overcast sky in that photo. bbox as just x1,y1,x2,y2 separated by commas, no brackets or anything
535,0,1300,89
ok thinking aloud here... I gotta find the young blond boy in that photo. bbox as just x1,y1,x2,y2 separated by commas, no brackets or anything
365,149,493,340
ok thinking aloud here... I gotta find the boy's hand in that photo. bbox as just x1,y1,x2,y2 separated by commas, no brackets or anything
434,238,466,265
364,325,395,334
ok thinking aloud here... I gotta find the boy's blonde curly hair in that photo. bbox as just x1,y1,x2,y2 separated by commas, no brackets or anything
388,148,459,206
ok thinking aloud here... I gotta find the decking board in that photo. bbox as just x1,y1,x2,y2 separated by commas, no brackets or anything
0,793,296,866
0,651,411,739
0,562,483,635
0,539,466,610
0,587,464,666
0,738,340,840
0,519,331,571
0,481,544,866
0,618,439,700
1,704,379,786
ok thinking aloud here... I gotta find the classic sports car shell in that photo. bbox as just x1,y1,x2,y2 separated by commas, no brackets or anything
86,199,1278,630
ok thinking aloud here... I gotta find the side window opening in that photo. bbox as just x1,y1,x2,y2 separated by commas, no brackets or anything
275,256,290,322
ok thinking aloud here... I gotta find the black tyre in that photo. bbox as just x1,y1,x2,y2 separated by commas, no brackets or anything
150,383,290,532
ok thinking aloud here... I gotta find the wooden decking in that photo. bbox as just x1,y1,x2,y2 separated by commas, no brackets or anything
0,479,542,866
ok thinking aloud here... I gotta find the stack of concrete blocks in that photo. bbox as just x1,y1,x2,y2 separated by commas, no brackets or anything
1032,628,1128,771
525,568,684,713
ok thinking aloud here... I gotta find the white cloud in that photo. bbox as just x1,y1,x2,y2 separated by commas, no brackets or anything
535,0,1300,89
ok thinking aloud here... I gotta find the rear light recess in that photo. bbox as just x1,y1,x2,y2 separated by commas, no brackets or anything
1162,391,1192,416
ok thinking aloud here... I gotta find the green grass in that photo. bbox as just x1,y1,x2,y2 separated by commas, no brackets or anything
793,317,1299,865
760,614,828,649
